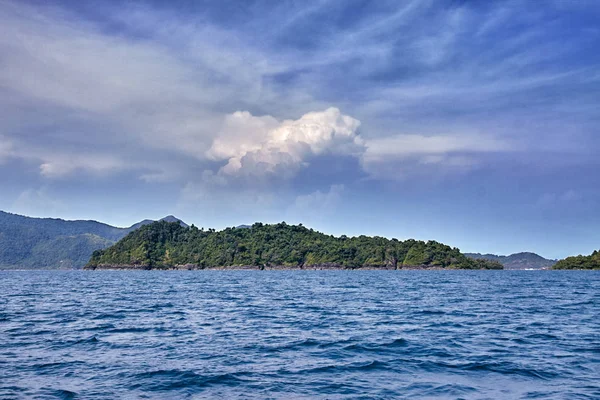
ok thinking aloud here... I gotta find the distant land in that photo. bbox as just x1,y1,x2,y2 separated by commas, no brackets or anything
2,210,597,271
86,221,503,270
0,211,186,269
465,252,557,270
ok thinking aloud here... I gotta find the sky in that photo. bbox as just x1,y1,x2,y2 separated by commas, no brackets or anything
0,0,599,259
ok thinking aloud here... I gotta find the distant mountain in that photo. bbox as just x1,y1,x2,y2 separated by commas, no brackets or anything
127,219,154,231
128,215,188,231
160,215,189,227
465,252,556,270
0,211,187,269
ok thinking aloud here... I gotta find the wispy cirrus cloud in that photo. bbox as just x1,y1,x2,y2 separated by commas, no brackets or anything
360,133,517,181
38,153,127,179
0,0,599,245
1,0,598,185
0,135,12,164
11,186,66,217
290,184,345,222
0,0,297,180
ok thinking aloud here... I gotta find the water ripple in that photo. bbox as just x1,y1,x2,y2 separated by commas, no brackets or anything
0,270,599,399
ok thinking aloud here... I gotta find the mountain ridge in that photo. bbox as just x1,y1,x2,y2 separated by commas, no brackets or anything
0,211,187,269
465,252,556,270
127,215,188,231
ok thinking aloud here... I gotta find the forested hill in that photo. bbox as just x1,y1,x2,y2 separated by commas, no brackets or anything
465,252,556,270
552,250,600,270
87,221,503,270
0,211,186,269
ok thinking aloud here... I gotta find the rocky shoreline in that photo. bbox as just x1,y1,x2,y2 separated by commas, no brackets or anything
84,263,449,271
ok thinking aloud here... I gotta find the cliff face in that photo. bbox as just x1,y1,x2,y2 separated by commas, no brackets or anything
87,221,503,270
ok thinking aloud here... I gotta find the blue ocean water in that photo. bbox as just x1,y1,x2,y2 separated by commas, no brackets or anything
0,271,598,399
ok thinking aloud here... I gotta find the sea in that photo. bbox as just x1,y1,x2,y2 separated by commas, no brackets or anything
0,270,598,399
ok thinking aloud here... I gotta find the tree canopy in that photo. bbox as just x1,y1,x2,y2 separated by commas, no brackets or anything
87,221,503,270
552,250,600,270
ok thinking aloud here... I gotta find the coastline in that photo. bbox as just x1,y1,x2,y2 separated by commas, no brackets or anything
84,264,478,271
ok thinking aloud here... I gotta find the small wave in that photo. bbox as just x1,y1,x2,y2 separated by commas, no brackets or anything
35,360,85,369
29,329,55,335
526,333,560,341
48,335,102,350
33,360,87,376
381,337,409,347
571,346,600,354
128,369,250,392
78,335,100,344
56,389,78,400
418,360,559,380
416,310,446,315
258,337,349,353
106,327,153,333
343,338,409,352
150,302,175,309
90,312,127,320
410,383,478,397
37,388,78,400
285,338,322,349
295,360,389,374
522,390,565,398
77,323,116,331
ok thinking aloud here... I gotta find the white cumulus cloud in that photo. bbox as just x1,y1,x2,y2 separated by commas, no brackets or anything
207,107,363,178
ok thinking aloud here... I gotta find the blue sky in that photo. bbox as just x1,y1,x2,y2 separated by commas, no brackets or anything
0,0,599,258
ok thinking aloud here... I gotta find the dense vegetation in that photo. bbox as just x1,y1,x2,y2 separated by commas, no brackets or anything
88,221,503,270
465,252,556,270
552,250,600,270
0,211,185,269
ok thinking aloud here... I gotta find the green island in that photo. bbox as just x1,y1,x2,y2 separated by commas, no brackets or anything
552,250,600,270
86,221,503,270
